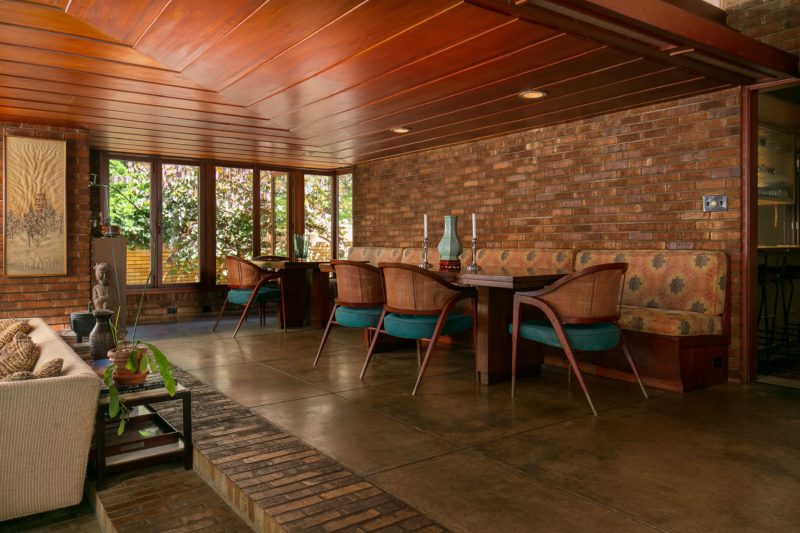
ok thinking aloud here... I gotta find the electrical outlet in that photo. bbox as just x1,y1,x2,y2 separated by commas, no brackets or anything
703,194,728,212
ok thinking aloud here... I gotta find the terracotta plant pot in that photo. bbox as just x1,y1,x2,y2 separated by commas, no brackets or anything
108,343,150,386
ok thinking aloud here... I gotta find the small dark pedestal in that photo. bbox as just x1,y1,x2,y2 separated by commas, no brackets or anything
90,383,192,490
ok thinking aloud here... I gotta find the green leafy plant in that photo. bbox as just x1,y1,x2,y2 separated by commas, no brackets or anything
102,342,176,435
101,272,176,435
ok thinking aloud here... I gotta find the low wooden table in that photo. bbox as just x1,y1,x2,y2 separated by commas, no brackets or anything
92,383,192,490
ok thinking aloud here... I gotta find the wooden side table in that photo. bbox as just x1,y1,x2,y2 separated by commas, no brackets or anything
92,383,192,490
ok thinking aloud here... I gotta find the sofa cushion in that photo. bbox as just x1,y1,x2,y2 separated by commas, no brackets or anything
475,249,574,274
619,306,723,336
0,332,40,378
575,250,727,316
401,247,444,267
384,313,472,340
35,358,64,378
335,306,383,328
347,247,404,266
0,371,37,382
0,358,63,382
0,319,31,348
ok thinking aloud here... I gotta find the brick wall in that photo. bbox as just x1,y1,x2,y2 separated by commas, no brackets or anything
353,88,746,377
0,123,91,328
725,0,800,56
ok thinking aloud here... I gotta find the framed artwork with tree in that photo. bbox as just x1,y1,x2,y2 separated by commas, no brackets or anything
3,136,67,276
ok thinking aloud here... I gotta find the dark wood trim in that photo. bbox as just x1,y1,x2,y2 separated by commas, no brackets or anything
742,85,758,383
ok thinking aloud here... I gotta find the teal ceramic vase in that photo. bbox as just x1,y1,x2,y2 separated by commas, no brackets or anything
437,215,462,261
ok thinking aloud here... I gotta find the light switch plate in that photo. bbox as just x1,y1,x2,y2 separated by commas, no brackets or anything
703,194,728,212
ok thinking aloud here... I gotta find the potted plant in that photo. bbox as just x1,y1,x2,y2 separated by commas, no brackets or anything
101,273,176,435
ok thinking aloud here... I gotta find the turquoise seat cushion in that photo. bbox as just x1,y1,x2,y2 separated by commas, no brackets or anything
511,320,620,352
335,306,383,328
384,313,472,340
228,285,281,306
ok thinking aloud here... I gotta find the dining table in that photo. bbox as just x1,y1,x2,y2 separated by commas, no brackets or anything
252,259,331,328
439,268,564,384
321,261,563,384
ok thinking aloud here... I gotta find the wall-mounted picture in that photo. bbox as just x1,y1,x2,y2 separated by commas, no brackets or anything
3,136,67,276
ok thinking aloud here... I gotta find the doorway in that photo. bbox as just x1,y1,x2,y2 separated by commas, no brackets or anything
751,82,800,387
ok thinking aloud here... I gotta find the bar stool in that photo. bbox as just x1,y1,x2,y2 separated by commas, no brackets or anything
782,255,800,356
757,250,789,371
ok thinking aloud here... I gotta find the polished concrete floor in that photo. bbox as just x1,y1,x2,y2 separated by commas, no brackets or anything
138,318,800,533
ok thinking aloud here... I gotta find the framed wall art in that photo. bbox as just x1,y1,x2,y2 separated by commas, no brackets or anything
3,136,67,276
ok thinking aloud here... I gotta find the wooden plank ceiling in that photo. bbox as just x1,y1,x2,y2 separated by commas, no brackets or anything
0,0,797,169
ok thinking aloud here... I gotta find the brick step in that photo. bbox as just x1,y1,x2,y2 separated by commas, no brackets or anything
93,364,445,533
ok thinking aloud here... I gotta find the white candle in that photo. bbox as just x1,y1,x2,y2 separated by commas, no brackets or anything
471,213,477,239
423,214,428,238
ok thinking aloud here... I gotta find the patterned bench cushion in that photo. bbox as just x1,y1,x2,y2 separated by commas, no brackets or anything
401,247,444,267
475,249,574,274
576,250,727,336
346,247,404,266
620,306,723,336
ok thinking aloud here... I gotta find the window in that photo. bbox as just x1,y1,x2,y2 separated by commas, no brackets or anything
161,163,200,284
259,170,289,257
215,166,254,282
337,173,353,259
103,153,355,288
304,174,333,261
108,159,151,286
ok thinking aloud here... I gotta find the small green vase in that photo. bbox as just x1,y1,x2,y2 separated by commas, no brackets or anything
437,215,462,261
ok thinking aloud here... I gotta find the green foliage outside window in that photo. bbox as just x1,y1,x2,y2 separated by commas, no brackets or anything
108,159,151,249
216,167,254,282
338,174,353,259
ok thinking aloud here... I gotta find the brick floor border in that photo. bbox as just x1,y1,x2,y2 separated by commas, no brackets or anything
147,367,446,533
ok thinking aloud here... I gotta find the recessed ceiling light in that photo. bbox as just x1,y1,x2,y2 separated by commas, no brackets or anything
518,89,548,100
390,126,412,134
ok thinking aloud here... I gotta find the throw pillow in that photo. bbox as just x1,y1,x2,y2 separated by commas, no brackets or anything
0,320,32,348
0,371,36,382
35,358,63,378
0,332,40,379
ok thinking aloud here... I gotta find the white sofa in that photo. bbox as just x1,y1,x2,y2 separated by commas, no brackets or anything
0,318,101,521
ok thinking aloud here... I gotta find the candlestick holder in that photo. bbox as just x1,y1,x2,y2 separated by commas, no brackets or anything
419,237,432,270
465,238,480,273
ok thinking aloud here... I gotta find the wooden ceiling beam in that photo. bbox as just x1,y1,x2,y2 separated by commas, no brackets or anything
552,0,799,78
467,0,753,86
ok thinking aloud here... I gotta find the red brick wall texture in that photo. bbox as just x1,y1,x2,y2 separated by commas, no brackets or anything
726,0,800,56
0,123,91,329
353,89,746,377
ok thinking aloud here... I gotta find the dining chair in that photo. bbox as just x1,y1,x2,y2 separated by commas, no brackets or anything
313,260,385,366
213,256,286,338
510,262,647,415
361,263,477,396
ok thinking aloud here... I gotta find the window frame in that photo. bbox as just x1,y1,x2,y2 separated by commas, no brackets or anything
100,152,351,289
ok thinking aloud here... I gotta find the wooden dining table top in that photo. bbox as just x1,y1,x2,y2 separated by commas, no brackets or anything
252,259,325,270
318,261,562,290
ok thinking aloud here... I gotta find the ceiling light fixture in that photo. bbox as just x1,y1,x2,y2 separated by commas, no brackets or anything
390,126,412,134
518,89,548,100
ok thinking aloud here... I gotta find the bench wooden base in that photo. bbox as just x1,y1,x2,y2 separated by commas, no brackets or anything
544,330,729,393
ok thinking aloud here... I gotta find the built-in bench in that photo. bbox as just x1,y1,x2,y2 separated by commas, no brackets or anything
475,248,574,274
572,249,731,392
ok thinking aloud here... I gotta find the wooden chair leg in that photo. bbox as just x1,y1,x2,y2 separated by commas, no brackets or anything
416,340,422,368
212,299,228,332
234,293,260,339
360,311,386,380
314,305,338,366
560,343,597,416
412,316,448,396
620,332,648,399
